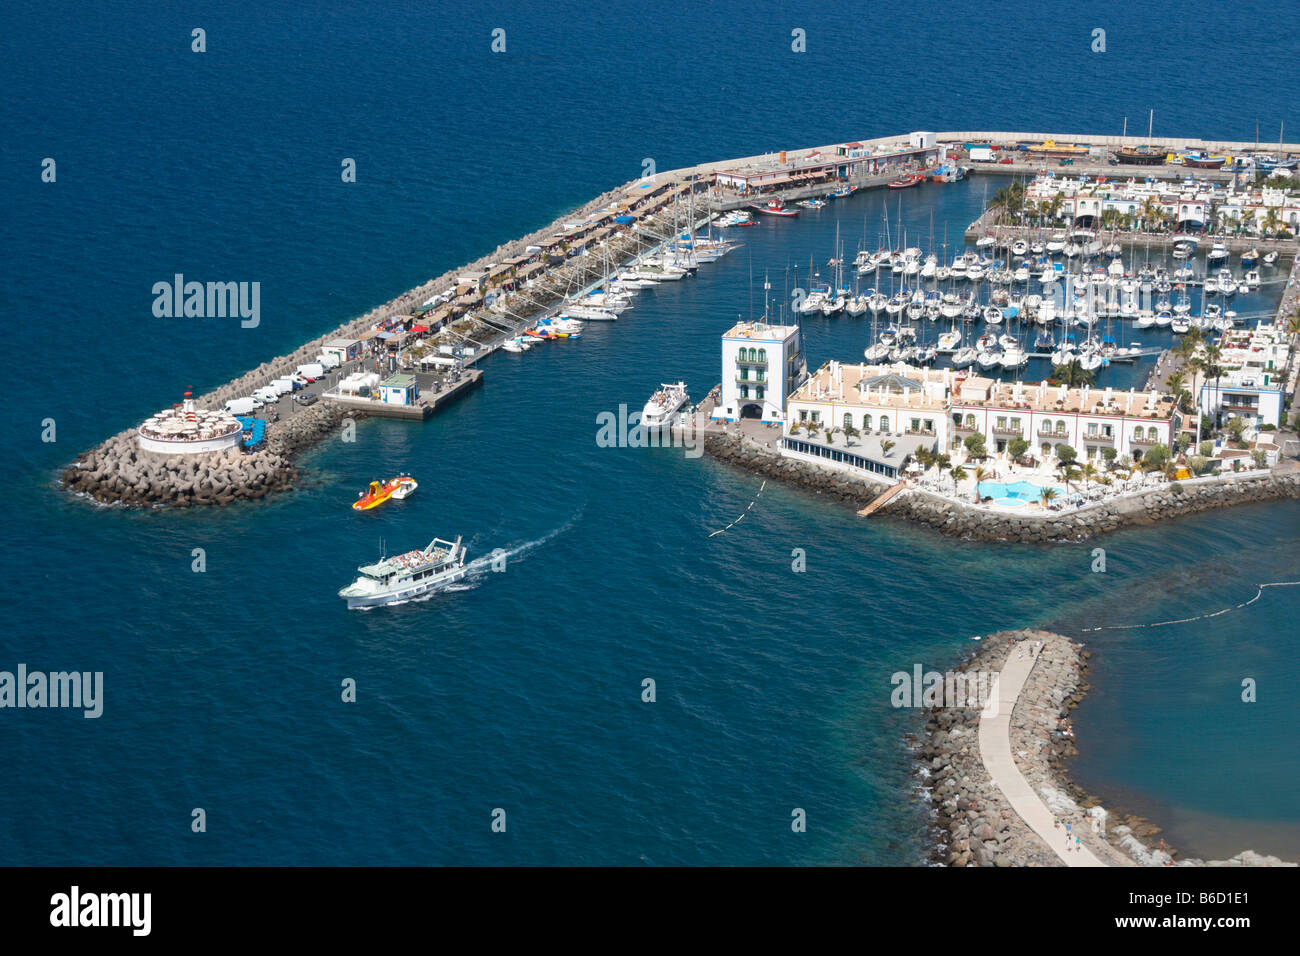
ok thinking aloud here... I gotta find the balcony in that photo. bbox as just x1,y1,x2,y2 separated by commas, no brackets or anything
1129,434,1159,445
1082,431,1115,443
905,428,936,437
1039,426,1068,438
735,375,767,386
992,425,1024,437
954,421,978,432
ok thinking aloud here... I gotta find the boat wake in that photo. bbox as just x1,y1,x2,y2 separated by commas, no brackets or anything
348,509,583,609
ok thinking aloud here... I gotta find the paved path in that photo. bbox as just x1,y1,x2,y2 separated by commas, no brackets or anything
979,645,1107,867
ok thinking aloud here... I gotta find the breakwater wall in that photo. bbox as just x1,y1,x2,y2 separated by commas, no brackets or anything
704,434,1300,542
917,629,1295,867
62,177,654,506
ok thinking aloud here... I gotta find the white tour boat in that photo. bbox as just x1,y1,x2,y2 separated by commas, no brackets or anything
339,536,467,609
641,382,690,428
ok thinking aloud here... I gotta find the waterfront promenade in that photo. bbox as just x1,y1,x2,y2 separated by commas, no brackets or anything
979,642,1107,867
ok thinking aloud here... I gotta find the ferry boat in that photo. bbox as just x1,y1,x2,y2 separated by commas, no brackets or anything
338,536,467,609
751,198,799,217
887,173,924,189
641,382,690,428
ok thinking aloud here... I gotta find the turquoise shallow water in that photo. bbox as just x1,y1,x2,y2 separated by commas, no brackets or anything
1,0,1297,865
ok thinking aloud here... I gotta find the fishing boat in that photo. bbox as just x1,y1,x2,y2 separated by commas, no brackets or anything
338,536,467,609
887,173,924,189
641,382,690,428
751,198,799,217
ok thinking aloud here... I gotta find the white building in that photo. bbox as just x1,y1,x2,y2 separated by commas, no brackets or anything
951,378,1179,462
1199,369,1285,428
138,394,243,456
714,320,807,423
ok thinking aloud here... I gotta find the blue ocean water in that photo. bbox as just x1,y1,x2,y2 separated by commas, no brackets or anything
1,0,1297,865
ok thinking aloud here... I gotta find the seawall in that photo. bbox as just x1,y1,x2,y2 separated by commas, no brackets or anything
704,434,1300,542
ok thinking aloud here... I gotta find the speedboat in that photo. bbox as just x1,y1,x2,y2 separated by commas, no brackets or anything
1206,242,1229,266
339,536,467,609
1263,250,1279,266
1241,248,1259,268
390,476,418,500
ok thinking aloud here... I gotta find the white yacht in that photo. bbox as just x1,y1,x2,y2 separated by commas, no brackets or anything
339,536,468,609
641,382,690,428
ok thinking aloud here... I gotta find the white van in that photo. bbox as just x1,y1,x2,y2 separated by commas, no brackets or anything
253,387,280,404
270,378,295,395
317,352,341,370
296,362,325,381
224,397,261,416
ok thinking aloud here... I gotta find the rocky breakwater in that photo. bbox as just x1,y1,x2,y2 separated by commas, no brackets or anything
62,429,293,508
917,629,1295,867
704,433,1300,542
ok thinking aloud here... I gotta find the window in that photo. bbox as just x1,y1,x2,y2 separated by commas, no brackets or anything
880,415,890,432
1132,427,1142,441
911,418,921,432
756,387,765,400
843,413,853,429
799,410,808,422
924,419,934,433
965,414,975,427
758,348,767,362
1087,423,1098,437
811,411,820,423
863,414,873,430
1042,442,1052,456
1148,426,1158,440
1102,425,1112,438
1056,420,1066,436
996,416,1007,430
1010,417,1021,431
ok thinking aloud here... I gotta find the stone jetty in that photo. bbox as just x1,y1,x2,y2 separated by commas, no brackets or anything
61,178,646,507
916,629,1295,866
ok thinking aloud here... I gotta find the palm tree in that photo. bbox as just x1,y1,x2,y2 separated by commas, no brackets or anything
1052,359,1096,388
1039,487,1059,508
1082,462,1099,490
1057,462,1081,494
1165,370,1187,394
972,465,988,502
881,439,896,458
950,465,967,494
844,423,860,446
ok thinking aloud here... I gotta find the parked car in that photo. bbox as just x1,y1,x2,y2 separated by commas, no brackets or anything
295,391,318,406
998,157,1014,164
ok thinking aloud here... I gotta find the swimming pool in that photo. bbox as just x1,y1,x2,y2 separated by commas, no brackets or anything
977,480,1062,503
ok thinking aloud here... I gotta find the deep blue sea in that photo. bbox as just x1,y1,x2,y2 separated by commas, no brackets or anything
2,0,1298,865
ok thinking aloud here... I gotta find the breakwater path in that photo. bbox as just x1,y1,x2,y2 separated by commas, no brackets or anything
979,639,1107,866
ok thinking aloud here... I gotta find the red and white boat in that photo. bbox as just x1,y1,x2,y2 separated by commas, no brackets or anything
750,198,800,217
887,173,924,189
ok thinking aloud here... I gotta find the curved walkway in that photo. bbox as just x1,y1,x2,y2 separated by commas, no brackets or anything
978,645,1107,867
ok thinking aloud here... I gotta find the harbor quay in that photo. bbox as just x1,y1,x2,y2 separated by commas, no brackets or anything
64,128,1300,509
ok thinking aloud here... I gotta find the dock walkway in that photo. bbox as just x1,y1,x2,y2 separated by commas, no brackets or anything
857,481,908,516
978,644,1107,867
